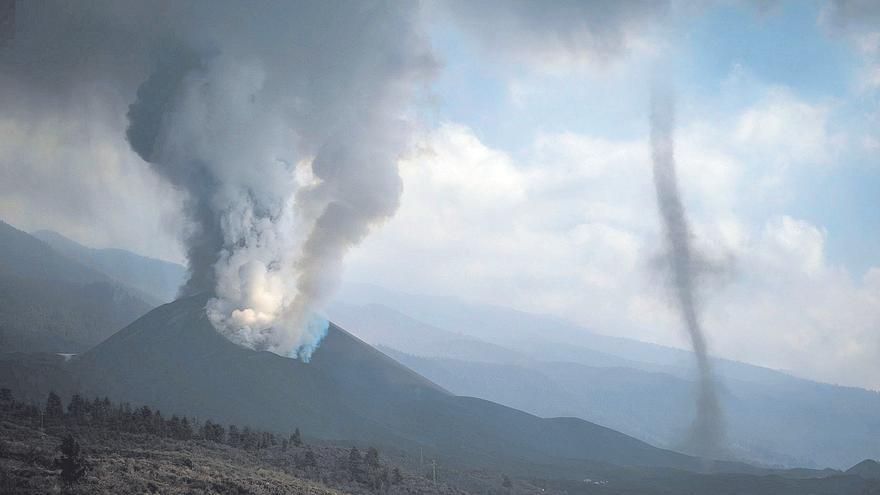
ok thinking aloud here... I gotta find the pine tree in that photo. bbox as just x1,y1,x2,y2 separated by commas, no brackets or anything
303,447,317,468
201,420,225,443
365,446,380,470
90,397,106,423
242,426,257,450
180,416,193,440
67,394,86,419
153,409,165,437
291,427,302,447
391,467,403,485
56,434,88,486
228,424,241,447
138,405,153,433
502,475,512,489
348,446,364,482
45,391,64,420
380,467,390,489
169,415,182,439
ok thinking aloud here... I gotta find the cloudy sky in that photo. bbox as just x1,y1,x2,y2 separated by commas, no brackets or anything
2,0,879,389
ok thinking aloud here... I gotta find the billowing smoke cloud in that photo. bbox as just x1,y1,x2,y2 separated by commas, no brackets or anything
649,82,725,457
2,1,435,359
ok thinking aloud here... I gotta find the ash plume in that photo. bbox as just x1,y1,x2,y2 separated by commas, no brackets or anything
649,83,725,458
2,1,435,359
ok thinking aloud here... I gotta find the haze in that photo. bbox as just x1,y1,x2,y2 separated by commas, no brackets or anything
1,1,879,494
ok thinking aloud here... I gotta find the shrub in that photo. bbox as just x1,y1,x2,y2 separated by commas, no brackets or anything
56,434,88,486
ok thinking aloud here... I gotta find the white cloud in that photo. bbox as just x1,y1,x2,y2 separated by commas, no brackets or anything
734,88,842,166
709,215,880,388
345,88,880,390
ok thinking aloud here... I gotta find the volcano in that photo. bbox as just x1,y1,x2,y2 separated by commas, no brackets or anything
42,293,736,477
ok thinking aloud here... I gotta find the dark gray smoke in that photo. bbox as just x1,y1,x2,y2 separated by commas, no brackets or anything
649,83,725,458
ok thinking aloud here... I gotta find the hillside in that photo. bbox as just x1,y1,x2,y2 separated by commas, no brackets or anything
0,393,466,495
2,386,876,495
331,290,880,468
0,294,752,478
32,230,185,303
64,294,722,476
0,221,155,353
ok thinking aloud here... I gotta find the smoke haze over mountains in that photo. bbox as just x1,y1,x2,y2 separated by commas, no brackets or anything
2,0,435,357
2,0,880,389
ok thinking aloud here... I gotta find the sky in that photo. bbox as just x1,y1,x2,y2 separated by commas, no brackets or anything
1,0,879,389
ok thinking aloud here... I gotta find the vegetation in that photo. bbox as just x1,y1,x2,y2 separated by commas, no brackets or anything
55,434,88,486
0,389,467,494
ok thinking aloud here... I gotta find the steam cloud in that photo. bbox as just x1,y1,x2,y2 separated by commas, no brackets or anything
125,3,435,359
649,83,725,457
2,1,434,359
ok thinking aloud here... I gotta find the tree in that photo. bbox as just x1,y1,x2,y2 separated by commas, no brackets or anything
180,416,193,440
303,448,317,468
153,410,165,437
0,388,12,412
291,427,302,447
56,434,88,486
241,426,257,450
373,467,390,491
391,467,403,485
502,475,512,489
45,391,64,420
90,397,108,423
169,415,181,438
365,446,380,470
228,424,241,447
201,420,225,443
138,405,153,433
259,431,275,449
67,394,86,419
348,446,365,482
282,438,289,452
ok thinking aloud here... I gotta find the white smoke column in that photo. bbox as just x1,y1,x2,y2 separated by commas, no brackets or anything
119,1,435,359
649,83,725,458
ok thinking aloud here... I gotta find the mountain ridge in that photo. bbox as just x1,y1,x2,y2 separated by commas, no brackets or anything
31,229,186,303
7,293,751,478
0,221,155,352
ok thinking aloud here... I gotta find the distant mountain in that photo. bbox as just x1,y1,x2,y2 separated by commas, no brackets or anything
2,293,752,479
4,293,872,494
847,460,880,480
328,301,531,364
382,348,691,448
334,283,804,384
330,289,880,469
32,230,186,303
0,221,155,353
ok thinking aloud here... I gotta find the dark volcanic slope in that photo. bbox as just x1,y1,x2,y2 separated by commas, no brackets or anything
72,294,440,446
32,229,185,303
67,294,718,477
0,221,154,352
